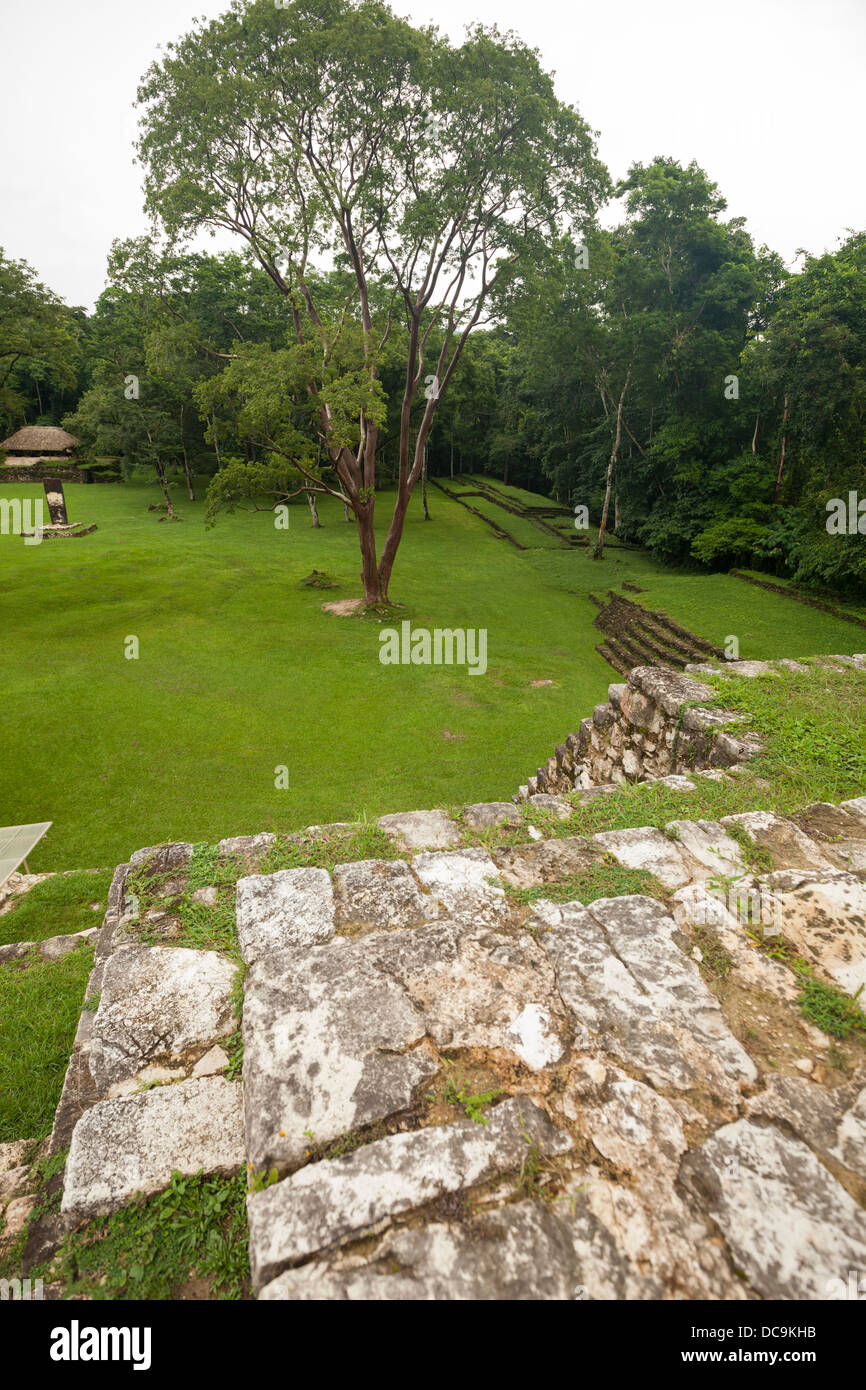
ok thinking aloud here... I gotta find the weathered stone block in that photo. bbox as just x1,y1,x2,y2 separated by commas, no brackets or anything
333,858,434,933
591,826,690,890
680,1119,866,1300
235,867,335,963
89,946,236,1092
61,1078,245,1218
246,1099,570,1288
378,809,461,851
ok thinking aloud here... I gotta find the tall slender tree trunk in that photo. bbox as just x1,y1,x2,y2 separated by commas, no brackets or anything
422,444,430,520
593,370,631,560
179,409,195,500
306,491,321,527
154,459,177,519
354,502,384,605
450,422,454,479
211,412,222,469
773,393,789,503
751,409,760,455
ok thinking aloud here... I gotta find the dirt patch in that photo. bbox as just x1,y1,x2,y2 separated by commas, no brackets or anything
322,598,365,616
530,679,555,688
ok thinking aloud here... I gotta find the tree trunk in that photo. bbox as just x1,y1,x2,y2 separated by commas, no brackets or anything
450,422,454,479
772,394,788,503
751,409,760,455
354,502,384,604
211,412,222,469
306,491,321,527
154,459,177,519
181,453,195,501
593,370,630,560
344,500,351,522
422,445,430,520
179,409,195,500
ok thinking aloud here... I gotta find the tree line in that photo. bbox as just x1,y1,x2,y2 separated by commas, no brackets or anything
1,0,863,598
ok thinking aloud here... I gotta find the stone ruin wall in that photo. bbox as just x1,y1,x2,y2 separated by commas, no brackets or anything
520,664,766,799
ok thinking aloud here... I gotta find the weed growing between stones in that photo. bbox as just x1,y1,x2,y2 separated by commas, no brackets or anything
515,1126,571,1206
37,1170,251,1300
719,821,774,874
225,962,247,1081
745,928,866,1042
501,858,666,907
690,925,734,982
258,821,401,874
0,1144,63,1281
304,1120,391,1164
797,977,866,1041
442,1061,504,1124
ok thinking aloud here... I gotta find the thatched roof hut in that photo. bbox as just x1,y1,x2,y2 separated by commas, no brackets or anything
0,425,79,457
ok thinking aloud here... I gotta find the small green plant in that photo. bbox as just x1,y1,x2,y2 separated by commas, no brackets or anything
796,976,866,1041
224,1028,243,1081
248,1166,279,1193
443,1062,503,1125
746,929,866,1041
39,1170,250,1300
515,1112,569,1204
691,925,733,982
827,1044,850,1072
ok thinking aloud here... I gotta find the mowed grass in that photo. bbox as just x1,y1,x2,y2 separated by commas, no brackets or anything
0,945,94,1142
0,871,113,946
1,474,861,871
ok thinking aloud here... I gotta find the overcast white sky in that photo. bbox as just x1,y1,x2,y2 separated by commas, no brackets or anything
1,0,863,309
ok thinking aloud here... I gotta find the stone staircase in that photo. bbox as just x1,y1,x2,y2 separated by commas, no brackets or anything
9,751,866,1300
592,591,726,676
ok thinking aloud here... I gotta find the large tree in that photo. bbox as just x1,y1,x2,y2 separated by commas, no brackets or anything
135,0,608,602
0,250,81,435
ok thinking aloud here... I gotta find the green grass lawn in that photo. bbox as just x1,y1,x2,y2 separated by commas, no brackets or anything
0,945,94,1142
1,474,860,872
0,871,113,946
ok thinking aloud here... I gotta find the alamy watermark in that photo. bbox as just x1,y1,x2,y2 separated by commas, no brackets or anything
49,1320,152,1370
825,1269,866,1300
0,496,43,545
693,883,783,936
826,491,866,535
0,1276,43,1300
379,621,487,676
